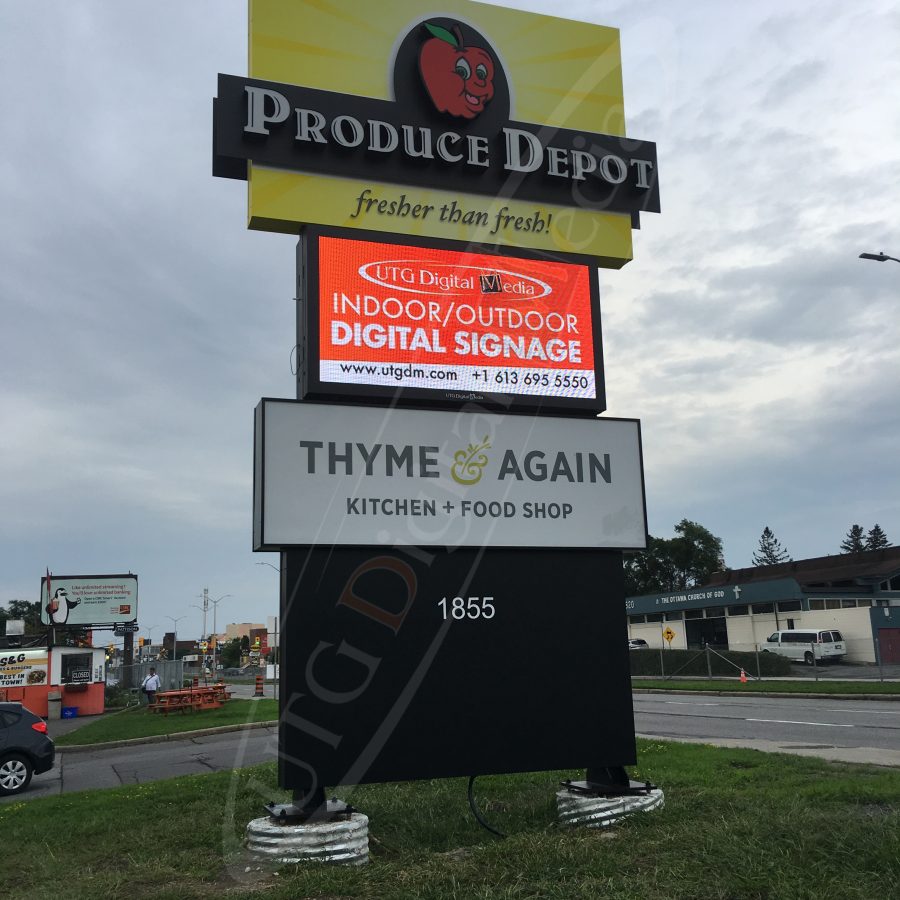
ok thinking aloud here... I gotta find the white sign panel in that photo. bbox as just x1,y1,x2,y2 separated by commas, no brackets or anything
254,399,647,549
40,574,138,626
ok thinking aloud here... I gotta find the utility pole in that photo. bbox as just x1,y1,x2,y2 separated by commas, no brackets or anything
201,587,209,639
212,597,221,649
193,592,231,674
209,593,230,673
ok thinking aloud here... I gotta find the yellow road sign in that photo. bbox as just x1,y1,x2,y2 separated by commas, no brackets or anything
663,627,675,644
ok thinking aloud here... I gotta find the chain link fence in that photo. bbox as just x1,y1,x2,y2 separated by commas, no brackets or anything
109,660,184,694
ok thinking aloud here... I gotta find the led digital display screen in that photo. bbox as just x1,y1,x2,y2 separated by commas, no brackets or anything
298,228,605,415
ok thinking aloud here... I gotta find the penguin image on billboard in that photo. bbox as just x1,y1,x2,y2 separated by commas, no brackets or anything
46,587,80,625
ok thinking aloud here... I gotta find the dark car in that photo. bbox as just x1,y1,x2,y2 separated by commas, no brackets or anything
0,702,55,796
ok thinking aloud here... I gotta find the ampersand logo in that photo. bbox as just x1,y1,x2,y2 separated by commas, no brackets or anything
451,436,492,485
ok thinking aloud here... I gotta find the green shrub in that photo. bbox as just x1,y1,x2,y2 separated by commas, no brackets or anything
104,683,138,708
630,647,791,677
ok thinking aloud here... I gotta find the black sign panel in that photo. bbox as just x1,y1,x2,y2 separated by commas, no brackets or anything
213,74,659,219
279,546,635,794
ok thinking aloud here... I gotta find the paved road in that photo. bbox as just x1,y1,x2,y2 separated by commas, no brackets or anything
634,691,900,766
6,725,279,804
9,686,899,805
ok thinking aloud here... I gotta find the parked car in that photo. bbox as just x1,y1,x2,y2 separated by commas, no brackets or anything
628,638,649,650
761,629,846,665
0,702,55,796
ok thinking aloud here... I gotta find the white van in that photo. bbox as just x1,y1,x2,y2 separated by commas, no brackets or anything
762,629,846,665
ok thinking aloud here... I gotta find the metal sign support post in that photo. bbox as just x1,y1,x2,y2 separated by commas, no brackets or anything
122,630,134,689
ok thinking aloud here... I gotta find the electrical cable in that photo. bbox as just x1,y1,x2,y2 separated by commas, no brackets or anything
467,775,506,838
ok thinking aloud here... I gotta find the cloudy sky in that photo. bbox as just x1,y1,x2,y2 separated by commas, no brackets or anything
2,0,898,642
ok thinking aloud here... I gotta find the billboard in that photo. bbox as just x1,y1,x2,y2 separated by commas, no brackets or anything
213,0,659,263
254,399,647,550
40,574,138,627
298,229,605,414
0,650,49,689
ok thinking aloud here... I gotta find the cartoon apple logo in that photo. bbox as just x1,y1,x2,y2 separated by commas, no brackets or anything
419,22,495,119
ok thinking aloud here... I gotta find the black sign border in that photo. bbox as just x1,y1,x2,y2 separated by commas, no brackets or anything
296,225,608,417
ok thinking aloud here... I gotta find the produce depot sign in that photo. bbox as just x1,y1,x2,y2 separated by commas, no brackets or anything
213,0,659,261
253,399,647,549
40,574,138,627
0,650,48,689
300,230,605,412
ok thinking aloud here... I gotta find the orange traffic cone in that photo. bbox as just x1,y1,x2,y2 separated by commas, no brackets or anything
739,669,748,684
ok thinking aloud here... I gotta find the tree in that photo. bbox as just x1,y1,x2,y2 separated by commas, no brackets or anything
840,524,866,553
624,519,725,595
624,536,678,595
219,637,242,669
669,519,726,588
866,524,891,551
0,599,42,634
752,526,790,566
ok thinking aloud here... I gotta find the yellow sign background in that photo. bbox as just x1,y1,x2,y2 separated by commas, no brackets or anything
247,0,635,264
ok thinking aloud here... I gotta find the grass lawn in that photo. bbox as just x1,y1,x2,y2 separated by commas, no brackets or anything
55,699,278,746
634,678,900,695
2,740,898,899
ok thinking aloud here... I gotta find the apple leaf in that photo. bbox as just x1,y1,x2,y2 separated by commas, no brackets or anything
424,22,459,47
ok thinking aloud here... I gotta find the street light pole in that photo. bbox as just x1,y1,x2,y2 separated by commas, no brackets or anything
144,625,157,660
859,251,900,264
208,594,230,675
189,603,210,678
198,588,209,640
165,615,186,667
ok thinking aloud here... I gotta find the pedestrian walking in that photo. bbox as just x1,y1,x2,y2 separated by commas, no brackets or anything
141,667,161,705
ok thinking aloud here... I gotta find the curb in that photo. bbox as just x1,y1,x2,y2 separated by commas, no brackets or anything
632,688,900,701
56,719,278,753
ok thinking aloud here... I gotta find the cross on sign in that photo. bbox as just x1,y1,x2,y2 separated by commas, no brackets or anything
732,585,742,600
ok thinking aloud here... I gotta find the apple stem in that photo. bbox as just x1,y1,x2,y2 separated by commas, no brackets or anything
452,25,464,48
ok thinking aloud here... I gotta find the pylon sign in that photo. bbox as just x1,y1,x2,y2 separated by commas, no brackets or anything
216,0,659,808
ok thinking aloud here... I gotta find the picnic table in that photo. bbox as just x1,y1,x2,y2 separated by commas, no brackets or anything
147,683,232,715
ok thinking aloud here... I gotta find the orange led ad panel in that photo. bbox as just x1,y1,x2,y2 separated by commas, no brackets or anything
299,229,606,414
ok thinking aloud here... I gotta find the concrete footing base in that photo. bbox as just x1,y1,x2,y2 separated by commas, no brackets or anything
556,787,665,828
245,813,369,866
